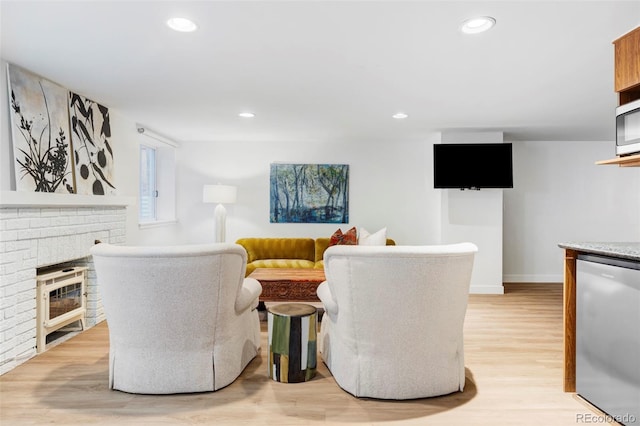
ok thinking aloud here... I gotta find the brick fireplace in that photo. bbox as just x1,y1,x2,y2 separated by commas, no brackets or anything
0,192,131,374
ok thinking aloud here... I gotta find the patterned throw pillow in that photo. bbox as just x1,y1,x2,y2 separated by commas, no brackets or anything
329,227,357,246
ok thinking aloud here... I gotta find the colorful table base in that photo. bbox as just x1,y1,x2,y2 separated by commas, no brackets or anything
267,303,317,383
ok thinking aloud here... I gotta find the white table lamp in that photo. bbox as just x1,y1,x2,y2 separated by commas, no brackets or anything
203,184,237,242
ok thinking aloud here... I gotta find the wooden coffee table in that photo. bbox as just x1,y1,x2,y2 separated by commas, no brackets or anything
248,268,326,302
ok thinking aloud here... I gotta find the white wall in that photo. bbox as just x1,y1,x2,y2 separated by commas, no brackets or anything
140,138,443,246
439,131,506,294
503,140,640,282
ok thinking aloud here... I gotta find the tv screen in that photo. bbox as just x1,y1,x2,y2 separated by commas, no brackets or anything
433,143,513,189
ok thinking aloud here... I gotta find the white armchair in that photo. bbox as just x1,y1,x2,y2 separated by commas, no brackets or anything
90,243,262,394
317,243,478,399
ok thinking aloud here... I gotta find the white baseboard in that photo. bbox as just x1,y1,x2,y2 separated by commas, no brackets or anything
469,285,504,295
503,274,563,283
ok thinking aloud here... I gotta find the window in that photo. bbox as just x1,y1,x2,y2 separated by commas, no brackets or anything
139,145,157,221
137,126,177,227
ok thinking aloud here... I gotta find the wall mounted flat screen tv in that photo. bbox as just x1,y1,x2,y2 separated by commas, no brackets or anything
433,143,513,189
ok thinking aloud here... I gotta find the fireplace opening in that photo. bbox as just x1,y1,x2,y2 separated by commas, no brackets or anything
36,266,87,353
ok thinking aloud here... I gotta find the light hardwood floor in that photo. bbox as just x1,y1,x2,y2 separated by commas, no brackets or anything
0,284,610,425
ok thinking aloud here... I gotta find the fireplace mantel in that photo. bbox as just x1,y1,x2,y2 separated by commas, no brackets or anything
0,190,135,208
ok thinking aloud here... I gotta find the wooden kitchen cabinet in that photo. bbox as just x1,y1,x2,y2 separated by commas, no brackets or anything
598,26,640,167
614,26,640,104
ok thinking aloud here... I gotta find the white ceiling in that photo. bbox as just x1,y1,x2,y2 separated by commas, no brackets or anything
1,1,639,143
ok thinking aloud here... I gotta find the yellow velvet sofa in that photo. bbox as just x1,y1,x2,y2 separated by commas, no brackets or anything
235,237,396,276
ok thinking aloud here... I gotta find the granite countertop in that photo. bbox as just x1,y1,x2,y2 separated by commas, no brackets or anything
558,242,640,262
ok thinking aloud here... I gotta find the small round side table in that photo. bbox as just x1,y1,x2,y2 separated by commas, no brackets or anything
267,303,318,383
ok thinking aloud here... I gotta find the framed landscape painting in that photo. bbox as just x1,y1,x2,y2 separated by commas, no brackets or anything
270,163,349,223
8,64,74,193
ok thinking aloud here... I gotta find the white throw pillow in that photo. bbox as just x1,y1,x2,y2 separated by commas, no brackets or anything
358,227,387,246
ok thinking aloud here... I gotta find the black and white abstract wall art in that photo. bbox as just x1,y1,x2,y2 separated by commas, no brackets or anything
69,93,115,195
8,64,74,193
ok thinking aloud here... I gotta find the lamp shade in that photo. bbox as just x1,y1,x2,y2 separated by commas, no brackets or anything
203,184,237,204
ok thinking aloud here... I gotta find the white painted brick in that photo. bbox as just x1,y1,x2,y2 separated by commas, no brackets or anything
37,241,51,263
17,208,41,218
5,218,32,230
17,228,41,240
94,230,109,241
15,310,34,326
4,304,16,319
21,248,36,261
17,289,35,304
28,240,38,259
4,284,17,298
0,209,18,219
16,279,34,293
51,216,70,227
15,320,35,337
29,218,51,228
0,272,17,287
0,295,16,310
16,269,35,283
1,339,15,356
14,339,36,355
40,227,65,238
93,223,111,233
0,263,17,276
109,228,125,237
0,230,18,242
2,324,16,340
39,209,61,217
0,251,18,265
4,240,19,252
17,298,36,313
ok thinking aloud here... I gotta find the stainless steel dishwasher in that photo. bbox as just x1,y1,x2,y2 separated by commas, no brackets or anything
577,254,640,425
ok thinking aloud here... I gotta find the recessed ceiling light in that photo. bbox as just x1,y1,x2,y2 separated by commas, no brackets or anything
392,112,408,119
167,17,198,33
461,16,496,34
238,112,255,118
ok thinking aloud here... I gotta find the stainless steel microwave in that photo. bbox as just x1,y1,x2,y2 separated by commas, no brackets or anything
616,98,640,156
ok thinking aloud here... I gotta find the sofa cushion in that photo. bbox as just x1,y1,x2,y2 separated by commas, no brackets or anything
251,259,316,269
236,238,315,263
